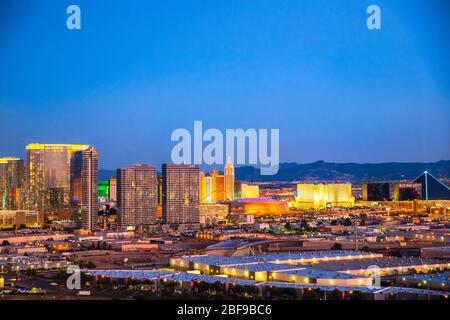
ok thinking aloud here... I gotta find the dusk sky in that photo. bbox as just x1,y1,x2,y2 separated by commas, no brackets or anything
1,0,449,169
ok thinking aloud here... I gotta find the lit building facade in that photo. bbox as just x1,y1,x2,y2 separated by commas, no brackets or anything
0,210,44,229
162,164,200,224
74,147,98,230
295,183,354,209
0,157,24,210
209,169,219,203
26,143,90,214
97,180,109,199
199,171,207,203
199,203,229,225
117,164,158,230
393,183,422,201
241,184,260,198
224,158,235,200
108,177,117,201
215,175,225,202
362,183,391,201
205,176,212,203
229,197,288,215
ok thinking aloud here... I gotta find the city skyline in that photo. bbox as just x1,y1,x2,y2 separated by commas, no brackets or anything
1,141,450,171
1,0,450,305
1,0,450,169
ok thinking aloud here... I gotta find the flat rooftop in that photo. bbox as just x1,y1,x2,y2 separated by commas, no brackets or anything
224,263,305,272
177,250,379,266
402,271,450,284
313,257,449,272
81,269,448,297
278,268,362,280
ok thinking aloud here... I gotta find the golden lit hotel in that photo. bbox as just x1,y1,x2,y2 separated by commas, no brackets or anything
295,183,355,209
26,143,90,213
240,184,260,198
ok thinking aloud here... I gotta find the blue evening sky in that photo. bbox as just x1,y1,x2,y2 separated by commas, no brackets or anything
0,0,449,169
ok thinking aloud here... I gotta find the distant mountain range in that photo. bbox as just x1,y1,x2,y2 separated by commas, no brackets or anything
99,160,450,183
235,160,450,183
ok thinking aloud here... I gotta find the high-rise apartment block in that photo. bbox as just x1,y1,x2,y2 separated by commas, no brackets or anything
73,147,98,230
162,164,199,224
117,164,157,229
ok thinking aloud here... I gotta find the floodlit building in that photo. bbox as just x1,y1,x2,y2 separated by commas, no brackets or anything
199,203,229,225
295,183,354,209
209,169,219,203
224,158,235,201
0,210,44,229
229,197,288,215
26,143,90,214
0,157,24,210
97,180,109,200
199,171,207,203
215,175,225,202
204,177,213,203
108,177,117,201
241,184,260,199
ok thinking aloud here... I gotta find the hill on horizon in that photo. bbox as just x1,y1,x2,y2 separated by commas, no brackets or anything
235,160,450,183
99,160,450,183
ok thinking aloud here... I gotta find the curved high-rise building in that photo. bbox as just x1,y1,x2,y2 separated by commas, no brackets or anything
26,143,90,214
0,157,24,209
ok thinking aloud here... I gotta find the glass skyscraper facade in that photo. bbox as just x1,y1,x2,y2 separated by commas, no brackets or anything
0,157,24,209
26,143,90,215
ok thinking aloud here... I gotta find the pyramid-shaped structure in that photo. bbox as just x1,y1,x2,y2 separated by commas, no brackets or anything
412,171,450,200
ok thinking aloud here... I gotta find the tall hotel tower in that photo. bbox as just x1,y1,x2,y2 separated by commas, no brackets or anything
199,171,207,203
26,143,90,213
73,147,98,230
224,157,235,200
0,157,24,209
162,164,200,224
117,164,157,230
